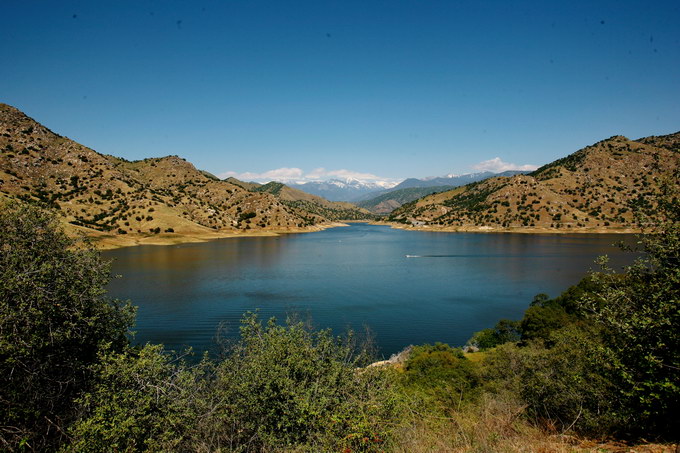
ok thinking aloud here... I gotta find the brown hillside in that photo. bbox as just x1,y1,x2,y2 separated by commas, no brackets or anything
0,104,333,245
247,180,375,221
389,133,679,232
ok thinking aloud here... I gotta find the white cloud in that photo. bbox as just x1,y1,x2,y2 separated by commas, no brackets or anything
305,167,386,182
219,167,304,181
471,157,538,173
218,167,397,185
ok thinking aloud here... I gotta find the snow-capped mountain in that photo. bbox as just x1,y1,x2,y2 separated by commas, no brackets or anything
287,178,398,201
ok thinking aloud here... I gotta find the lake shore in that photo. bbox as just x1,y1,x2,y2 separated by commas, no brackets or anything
372,220,639,235
69,222,350,250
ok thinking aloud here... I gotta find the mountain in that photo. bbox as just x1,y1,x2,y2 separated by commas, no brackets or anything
238,180,375,220
357,185,457,214
357,171,531,214
390,171,528,191
388,133,679,231
286,178,396,202
0,103,341,246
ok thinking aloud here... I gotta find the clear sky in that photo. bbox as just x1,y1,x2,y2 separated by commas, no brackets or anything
2,1,679,184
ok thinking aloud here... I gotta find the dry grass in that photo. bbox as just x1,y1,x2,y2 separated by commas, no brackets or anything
391,393,678,453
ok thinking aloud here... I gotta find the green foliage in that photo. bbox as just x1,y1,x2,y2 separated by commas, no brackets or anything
481,325,624,435
65,345,206,452
467,319,521,350
253,181,285,196
577,179,680,436
401,343,480,412
519,278,603,343
65,313,398,452
209,313,397,451
0,201,135,451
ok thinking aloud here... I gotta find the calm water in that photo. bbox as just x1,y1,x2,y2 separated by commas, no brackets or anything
104,223,635,358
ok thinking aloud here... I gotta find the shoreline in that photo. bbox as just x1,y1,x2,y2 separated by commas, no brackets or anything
73,219,641,251
371,220,640,235
73,222,350,250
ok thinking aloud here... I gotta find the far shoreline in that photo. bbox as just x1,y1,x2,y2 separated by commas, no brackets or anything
371,220,640,235
76,219,641,251
71,222,350,251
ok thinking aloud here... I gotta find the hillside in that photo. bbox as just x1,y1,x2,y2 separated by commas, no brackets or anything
356,171,530,214
388,133,679,232
357,185,457,214
0,104,339,247
244,181,375,220
389,170,528,191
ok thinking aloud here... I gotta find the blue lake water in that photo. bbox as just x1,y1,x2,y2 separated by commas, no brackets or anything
103,223,635,358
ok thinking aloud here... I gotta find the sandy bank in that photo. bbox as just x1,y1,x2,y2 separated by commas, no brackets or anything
69,222,349,250
372,221,639,235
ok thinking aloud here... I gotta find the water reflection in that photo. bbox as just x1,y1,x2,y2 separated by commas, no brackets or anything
104,224,636,358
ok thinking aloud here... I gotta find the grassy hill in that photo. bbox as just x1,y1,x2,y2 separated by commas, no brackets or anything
357,185,458,214
0,103,339,246
388,133,679,231
251,181,376,221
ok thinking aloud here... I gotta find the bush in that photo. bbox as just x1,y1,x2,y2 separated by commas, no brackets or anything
0,201,135,451
401,343,480,412
67,313,399,452
65,345,207,452
481,326,624,435
207,313,398,451
576,179,680,437
468,319,521,350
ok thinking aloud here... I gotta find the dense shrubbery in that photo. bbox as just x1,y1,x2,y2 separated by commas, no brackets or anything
471,180,680,438
0,201,135,451
1,189,678,451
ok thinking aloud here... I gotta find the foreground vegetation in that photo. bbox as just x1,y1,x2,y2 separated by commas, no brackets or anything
1,188,678,451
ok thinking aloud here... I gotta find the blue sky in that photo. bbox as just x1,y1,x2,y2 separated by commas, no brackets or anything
1,1,679,184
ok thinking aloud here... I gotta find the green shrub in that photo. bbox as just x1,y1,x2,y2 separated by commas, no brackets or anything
64,345,210,453
208,313,398,451
468,319,521,350
481,326,624,435
401,343,480,412
0,201,135,451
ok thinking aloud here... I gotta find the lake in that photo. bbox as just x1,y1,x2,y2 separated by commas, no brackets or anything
103,223,635,358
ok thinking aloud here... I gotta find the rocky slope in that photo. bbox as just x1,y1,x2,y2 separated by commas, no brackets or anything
388,133,679,232
0,104,338,245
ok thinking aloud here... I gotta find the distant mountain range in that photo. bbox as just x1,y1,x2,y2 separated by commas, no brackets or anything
286,179,395,202
286,171,529,205
389,170,528,191
388,132,680,231
355,171,530,214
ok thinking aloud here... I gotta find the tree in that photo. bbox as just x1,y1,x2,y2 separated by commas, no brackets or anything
578,178,680,436
0,201,135,451
468,319,521,350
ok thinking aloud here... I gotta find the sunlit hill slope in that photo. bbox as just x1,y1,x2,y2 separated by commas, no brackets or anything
389,133,679,232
